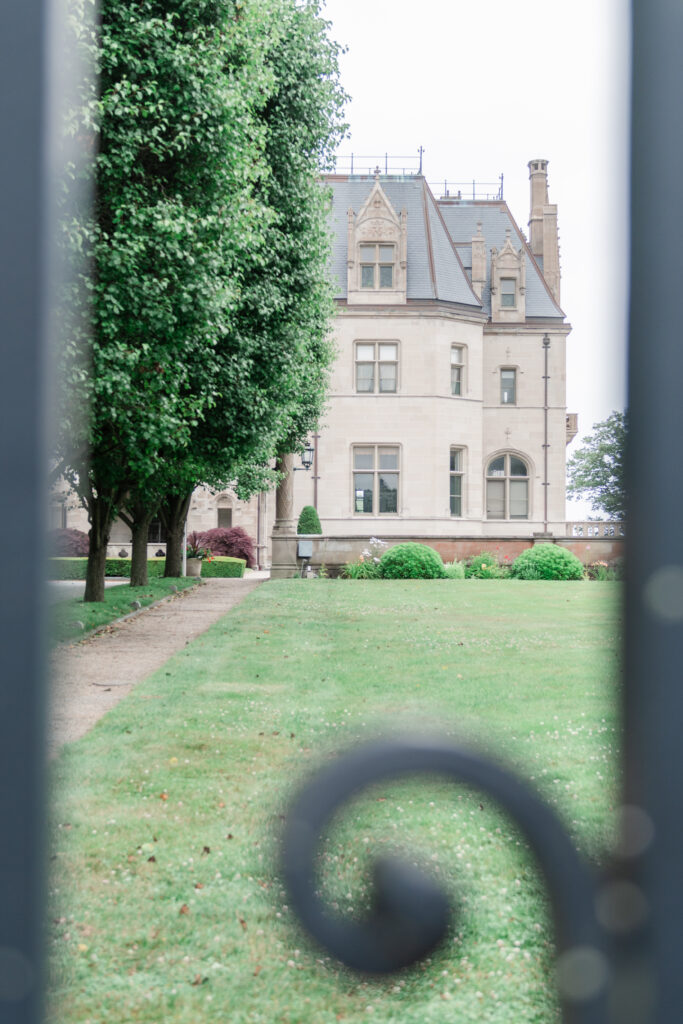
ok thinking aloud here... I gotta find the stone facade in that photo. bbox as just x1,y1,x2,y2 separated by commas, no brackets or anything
273,159,577,575
55,159,590,575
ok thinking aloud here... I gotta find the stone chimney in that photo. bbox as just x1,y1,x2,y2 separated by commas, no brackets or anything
528,159,561,305
471,221,486,299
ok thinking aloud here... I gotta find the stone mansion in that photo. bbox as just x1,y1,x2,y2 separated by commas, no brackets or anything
55,159,586,570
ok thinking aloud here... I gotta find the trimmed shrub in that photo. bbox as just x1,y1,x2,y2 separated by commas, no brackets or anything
444,560,466,579
197,527,256,568
49,558,87,580
200,556,246,578
465,552,501,579
297,505,322,534
105,558,166,578
379,543,446,580
510,543,584,581
49,528,89,556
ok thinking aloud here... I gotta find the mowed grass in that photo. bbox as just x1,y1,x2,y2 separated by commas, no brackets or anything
47,580,621,1024
51,577,199,644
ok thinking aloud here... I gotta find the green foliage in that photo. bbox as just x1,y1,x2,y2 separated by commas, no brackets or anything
56,0,347,598
510,543,585,581
567,411,627,519
585,559,623,581
297,505,322,534
465,552,502,579
341,558,381,580
378,543,446,580
443,560,466,579
49,558,89,580
200,556,246,578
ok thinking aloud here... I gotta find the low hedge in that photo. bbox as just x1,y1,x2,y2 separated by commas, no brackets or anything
201,556,246,578
49,557,166,580
49,556,246,580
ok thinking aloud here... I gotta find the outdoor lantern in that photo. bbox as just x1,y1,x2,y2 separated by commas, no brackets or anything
300,444,315,470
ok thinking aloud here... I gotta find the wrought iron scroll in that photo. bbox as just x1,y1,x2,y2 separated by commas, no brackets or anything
282,737,607,1023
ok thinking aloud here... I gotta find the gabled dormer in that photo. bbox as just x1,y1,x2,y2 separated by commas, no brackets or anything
490,227,526,322
347,176,407,305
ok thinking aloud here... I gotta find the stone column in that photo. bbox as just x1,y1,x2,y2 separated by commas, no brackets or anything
273,453,295,532
271,453,297,577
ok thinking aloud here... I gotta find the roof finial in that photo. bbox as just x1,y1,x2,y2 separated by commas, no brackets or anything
373,165,381,179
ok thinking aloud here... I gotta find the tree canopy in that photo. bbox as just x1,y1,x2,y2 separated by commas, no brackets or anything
56,0,346,597
566,410,627,519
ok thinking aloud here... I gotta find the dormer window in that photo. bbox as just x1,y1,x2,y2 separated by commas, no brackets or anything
360,244,395,289
501,278,516,307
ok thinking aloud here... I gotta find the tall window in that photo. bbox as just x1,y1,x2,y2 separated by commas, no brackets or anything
501,368,516,404
486,454,529,519
217,507,233,528
360,243,395,289
355,342,398,393
450,448,464,516
501,278,516,307
353,446,399,514
147,517,167,544
451,346,465,396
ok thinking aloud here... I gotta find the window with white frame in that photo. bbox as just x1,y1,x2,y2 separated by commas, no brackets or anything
353,446,399,514
355,342,398,393
486,453,529,519
500,368,516,404
451,346,465,396
450,448,464,516
500,277,516,307
360,243,395,289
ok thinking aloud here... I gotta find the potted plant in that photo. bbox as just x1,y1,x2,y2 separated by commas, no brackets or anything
185,532,213,577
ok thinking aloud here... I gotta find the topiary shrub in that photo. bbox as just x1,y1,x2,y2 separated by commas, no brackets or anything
510,543,584,581
197,527,256,568
465,552,501,579
297,505,322,534
378,543,446,580
200,556,246,578
49,528,89,557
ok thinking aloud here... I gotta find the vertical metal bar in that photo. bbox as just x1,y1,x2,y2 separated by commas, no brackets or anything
542,335,550,534
623,1,683,1021
0,1,49,1021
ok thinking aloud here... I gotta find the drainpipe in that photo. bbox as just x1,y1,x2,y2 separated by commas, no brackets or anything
313,433,320,510
256,492,262,570
542,334,550,533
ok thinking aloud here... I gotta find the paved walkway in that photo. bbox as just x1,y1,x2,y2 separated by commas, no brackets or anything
49,576,267,758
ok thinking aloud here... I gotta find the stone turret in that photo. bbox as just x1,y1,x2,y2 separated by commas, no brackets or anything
528,158,561,304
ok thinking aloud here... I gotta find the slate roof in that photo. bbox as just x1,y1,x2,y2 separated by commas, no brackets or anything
326,175,482,309
438,200,564,319
325,175,565,321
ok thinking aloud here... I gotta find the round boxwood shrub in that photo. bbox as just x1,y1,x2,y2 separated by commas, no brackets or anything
297,505,322,534
465,552,501,579
378,543,446,580
510,543,584,581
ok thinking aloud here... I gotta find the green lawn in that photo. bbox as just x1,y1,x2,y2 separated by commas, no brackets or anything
51,577,199,644
47,580,621,1024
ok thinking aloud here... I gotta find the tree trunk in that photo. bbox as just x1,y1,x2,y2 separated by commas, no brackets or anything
130,513,154,586
84,495,115,602
119,495,160,587
160,491,192,577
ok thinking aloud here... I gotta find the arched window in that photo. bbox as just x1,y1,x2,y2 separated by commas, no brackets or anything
486,454,529,520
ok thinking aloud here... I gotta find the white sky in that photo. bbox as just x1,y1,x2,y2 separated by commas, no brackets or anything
322,0,631,519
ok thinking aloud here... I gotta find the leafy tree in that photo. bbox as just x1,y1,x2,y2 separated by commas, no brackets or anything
566,411,627,519
57,0,346,596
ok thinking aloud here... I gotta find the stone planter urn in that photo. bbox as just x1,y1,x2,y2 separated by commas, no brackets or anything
186,557,202,578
